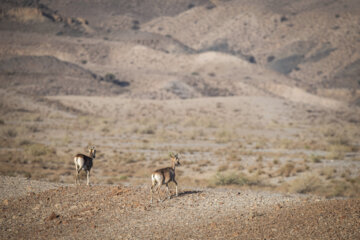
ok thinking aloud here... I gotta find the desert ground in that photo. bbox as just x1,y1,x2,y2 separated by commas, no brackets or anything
0,0,360,239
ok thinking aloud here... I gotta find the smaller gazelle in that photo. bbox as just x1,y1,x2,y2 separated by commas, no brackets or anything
150,152,181,203
74,146,96,186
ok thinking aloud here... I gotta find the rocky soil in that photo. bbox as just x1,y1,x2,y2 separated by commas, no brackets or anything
1,176,359,239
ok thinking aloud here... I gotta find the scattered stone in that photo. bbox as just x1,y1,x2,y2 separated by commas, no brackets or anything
33,204,41,211
46,212,59,221
70,205,78,210
275,203,283,210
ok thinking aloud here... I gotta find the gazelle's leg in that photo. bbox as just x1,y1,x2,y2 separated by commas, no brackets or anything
77,168,82,185
156,183,162,202
166,183,171,199
150,176,157,203
174,179,178,196
75,164,78,185
150,183,155,203
87,170,90,186
150,187,153,204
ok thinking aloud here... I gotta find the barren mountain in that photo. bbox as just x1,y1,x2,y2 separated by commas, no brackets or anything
0,0,359,104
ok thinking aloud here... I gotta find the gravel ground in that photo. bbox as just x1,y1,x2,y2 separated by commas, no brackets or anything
0,176,66,201
0,176,359,239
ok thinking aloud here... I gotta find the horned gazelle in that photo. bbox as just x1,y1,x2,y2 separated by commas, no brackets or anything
74,146,96,185
150,152,181,203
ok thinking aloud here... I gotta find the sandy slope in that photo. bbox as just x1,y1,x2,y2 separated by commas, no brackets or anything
0,176,359,239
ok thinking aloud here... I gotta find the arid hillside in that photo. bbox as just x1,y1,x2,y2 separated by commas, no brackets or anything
0,0,359,103
0,0,360,239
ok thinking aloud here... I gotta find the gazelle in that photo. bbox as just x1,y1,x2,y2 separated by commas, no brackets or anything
74,146,96,186
150,152,181,203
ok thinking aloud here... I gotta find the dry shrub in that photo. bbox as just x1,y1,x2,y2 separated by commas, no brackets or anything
26,124,40,133
326,144,353,160
310,154,322,163
18,139,32,146
277,162,296,177
276,138,297,149
287,174,323,194
232,163,244,170
226,151,242,162
217,164,228,172
25,143,56,157
215,128,234,143
107,175,128,184
256,155,263,162
198,159,212,167
140,124,157,135
7,8,45,22
211,172,250,186
324,178,360,198
210,172,261,187
3,128,17,138
294,164,309,173
247,164,258,174
319,167,336,179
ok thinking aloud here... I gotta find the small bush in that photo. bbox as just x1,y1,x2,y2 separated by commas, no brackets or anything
215,129,234,143
280,16,288,22
26,125,40,133
210,172,259,187
320,167,336,179
267,56,275,62
288,174,322,194
4,128,17,138
310,154,322,163
18,139,32,146
226,151,242,162
208,72,216,77
327,177,360,198
103,73,130,87
277,162,295,177
217,164,228,172
105,73,116,82
131,20,140,30
213,172,248,186
206,4,216,10
188,3,195,9
140,125,157,135
25,143,56,157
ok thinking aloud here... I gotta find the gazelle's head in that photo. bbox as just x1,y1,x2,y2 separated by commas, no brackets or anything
170,152,181,166
88,146,96,158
